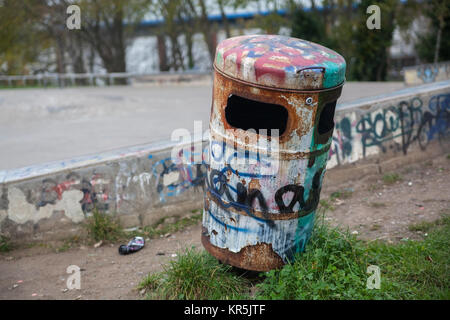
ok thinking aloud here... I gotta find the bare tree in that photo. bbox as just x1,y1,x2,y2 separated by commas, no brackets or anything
432,0,449,63
217,0,231,38
63,0,150,84
184,0,217,64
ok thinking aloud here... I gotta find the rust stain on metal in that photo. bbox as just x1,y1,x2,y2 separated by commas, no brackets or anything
212,71,341,155
215,70,309,146
209,130,330,160
296,68,324,89
204,35,346,271
248,179,261,190
202,228,284,272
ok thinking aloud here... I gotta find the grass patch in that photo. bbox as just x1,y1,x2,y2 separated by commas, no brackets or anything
382,173,402,184
256,213,450,299
255,214,382,300
133,213,202,240
367,184,381,192
367,214,450,299
0,235,12,252
139,247,250,299
137,211,450,300
23,242,51,250
409,221,437,233
255,214,450,299
0,85,57,90
368,202,387,208
408,214,450,232
55,240,72,253
330,188,353,200
319,199,335,211
55,236,82,253
370,224,381,231
84,208,124,243
139,273,163,292
84,209,202,244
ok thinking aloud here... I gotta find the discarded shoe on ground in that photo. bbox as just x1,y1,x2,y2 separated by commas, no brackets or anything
118,236,145,255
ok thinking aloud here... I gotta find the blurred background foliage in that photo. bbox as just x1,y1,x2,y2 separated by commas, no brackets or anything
0,0,448,81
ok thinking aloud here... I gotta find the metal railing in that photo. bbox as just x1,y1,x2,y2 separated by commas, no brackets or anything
0,70,212,87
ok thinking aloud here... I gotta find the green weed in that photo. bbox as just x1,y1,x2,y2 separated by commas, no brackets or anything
133,213,202,239
257,214,450,299
84,208,123,242
382,173,402,184
330,188,354,200
0,235,12,252
139,212,450,300
139,247,250,300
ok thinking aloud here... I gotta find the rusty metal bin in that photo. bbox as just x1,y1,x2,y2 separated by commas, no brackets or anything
202,35,346,271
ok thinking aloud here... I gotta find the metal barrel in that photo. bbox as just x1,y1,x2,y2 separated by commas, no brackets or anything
202,35,346,271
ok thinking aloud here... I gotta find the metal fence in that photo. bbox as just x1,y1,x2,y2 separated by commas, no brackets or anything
0,70,212,87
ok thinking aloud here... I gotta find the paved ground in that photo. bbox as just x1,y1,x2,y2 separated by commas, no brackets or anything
0,153,448,300
0,81,405,170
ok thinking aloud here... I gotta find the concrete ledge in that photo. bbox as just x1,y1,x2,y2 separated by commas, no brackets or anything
403,61,450,86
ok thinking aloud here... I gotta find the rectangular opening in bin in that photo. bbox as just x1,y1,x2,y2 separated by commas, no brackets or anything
318,100,336,135
225,94,288,136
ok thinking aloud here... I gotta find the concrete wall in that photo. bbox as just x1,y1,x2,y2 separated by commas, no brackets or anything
404,61,450,86
1,80,449,242
0,141,206,241
329,80,450,167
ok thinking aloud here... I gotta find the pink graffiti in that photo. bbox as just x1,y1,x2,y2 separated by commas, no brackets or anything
51,174,109,201
217,35,345,85
52,180,78,200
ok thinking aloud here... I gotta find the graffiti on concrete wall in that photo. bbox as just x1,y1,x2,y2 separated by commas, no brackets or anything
329,117,354,166
356,97,424,157
31,173,110,213
404,61,450,85
114,161,153,209
328,92,450,167
11,88,444,223
0,150,208,233
152,157,205,203
418,93,450,146
417,64,440,83
1,88,449,238
152,147,207,203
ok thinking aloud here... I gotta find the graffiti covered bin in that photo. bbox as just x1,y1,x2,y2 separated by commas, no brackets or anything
202,35,346,271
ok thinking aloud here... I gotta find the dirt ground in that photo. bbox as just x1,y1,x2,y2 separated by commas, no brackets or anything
1,153,449,300
322,153,450,243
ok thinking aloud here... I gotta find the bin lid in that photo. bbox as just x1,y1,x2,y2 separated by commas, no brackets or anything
214,35,346,90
